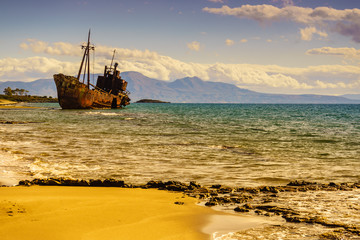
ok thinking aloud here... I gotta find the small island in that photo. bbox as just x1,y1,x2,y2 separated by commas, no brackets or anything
135,99,170,103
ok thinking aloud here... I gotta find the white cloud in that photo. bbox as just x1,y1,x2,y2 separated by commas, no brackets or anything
2,40,359,95
202,5,360,42
225,39,234,46
208,0,224,3
20,39,82,56
187,41,201,51
203,5,360,24
0,57,78,82
306,47,360,60
300,26,328,41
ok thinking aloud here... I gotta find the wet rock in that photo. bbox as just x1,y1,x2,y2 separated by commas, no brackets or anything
234,203,253,213
18,180,31,186
211,184,222,189
89,179,103,186
165,182,188,192
198,193,209,199
218,187,233,194
103,179,125,187
287,180,317,186
145,180,166,189
205,200,217,207
255,205,297,217
189,181,201,189
259,186,279,193
319,231,345,240
59,178,89,186
209,191,218,196
329,182,339,187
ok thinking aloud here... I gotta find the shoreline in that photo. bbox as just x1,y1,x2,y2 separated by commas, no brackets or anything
0,100,37,109
0,185,276,240
12,178,360,239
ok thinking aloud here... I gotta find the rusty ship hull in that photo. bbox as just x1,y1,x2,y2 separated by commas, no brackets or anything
54,74,129,109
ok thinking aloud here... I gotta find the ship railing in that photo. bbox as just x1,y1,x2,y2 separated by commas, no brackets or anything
89,82,130,97
89,83,109,94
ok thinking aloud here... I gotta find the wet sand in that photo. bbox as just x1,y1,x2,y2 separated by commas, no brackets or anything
0,99,35,109
0,99,16,105
0,186,273,240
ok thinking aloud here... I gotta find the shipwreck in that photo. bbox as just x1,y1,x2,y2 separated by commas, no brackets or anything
53,31,130,109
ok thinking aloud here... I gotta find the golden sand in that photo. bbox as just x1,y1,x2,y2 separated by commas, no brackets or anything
0,99,36,109
0,186,214,240
0,186,276,240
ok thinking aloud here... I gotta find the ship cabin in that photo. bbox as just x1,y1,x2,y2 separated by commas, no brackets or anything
96,62,128,95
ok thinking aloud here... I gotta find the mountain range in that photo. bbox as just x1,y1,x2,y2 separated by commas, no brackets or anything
1,71,359,104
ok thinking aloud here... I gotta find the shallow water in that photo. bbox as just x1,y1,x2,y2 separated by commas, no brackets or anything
0,103,359,186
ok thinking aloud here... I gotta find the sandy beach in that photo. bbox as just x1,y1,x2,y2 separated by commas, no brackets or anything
0,186,212,240
0,99,16,106
0,186,275,240
0,99,35,109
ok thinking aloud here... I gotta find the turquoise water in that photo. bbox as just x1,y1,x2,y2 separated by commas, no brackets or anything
0,103,359,186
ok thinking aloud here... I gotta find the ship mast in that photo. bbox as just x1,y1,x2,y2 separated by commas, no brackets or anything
110,49,116,70
77,30,95,88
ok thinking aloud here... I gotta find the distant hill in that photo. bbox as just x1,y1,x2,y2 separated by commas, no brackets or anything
0,79,57,97
341,94,360,100
122,71,359,104
1,72,359,104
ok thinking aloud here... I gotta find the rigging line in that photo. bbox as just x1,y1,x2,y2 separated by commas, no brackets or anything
83,47,88,84
93,46,95,87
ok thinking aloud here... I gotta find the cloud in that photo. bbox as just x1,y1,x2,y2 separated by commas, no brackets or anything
187,41,201,51
225,39,234,46
0,57,78,82
20,39,161,60
333,22,360,43
208,0,224,3
306,47,360,60
20,39,82,56
3,40,359,95
240,39,248,43
202,5,360,42
203,5,360,24
300,26,328,41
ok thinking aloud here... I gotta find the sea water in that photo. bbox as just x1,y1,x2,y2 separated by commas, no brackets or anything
1,103,360,239
0,103,359,186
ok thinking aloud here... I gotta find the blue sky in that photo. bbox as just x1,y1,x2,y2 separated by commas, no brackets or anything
1,0,359,95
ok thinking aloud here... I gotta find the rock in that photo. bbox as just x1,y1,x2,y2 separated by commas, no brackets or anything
188,181,201,189
218,187,233,194
205,200,217,207
89,179,103,186
260,186,279,193
103,179,125,187
18,180,31,186
234,203,253,212
287,180,317,186
145,180,166,189
166,184,188,192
